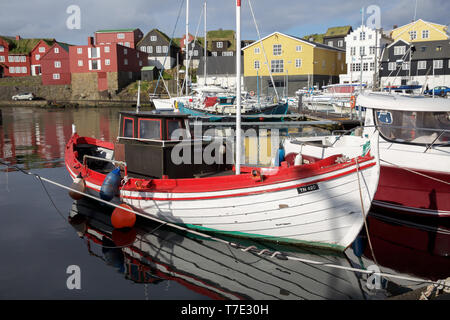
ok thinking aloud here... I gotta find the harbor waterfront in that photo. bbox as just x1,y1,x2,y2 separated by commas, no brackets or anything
0,105,449,300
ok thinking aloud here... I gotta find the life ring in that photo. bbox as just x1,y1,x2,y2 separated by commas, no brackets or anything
350,96,356,110
250,91,255,96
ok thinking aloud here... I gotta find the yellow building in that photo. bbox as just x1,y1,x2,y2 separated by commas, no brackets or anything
391,19,449,43
242,32,346,95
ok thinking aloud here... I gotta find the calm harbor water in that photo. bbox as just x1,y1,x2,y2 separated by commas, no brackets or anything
0,106,449,300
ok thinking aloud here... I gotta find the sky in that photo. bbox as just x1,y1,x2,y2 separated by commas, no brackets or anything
1,0,449,45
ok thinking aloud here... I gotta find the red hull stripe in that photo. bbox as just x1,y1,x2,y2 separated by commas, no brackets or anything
120,162,376,201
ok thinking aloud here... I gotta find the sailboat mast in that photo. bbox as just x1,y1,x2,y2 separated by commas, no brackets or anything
235,0,242,175
186,0,190,96
204,1,207,86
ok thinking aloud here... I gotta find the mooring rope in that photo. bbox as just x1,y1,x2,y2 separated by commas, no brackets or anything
1,159,449,291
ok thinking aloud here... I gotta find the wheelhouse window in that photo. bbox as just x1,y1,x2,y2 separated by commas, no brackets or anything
375,109,450,145
123,118,134,138
139,119,161,140
167,120,183,140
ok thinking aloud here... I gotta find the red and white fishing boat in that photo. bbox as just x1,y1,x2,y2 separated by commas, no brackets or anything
65,109,380,251
285,92,450,218
65,2,380,251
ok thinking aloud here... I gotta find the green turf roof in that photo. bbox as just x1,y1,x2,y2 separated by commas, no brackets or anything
303,33,324,44
0,36,55,54
324,26,352,37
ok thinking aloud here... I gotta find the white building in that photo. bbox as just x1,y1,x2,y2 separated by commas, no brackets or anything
340,25,393,87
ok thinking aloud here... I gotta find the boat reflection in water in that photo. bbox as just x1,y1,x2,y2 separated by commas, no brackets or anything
68,199,449,300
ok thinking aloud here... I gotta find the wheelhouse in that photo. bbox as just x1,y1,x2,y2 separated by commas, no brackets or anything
115,111,229,179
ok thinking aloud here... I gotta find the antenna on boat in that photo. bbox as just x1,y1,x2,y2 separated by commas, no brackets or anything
235,0,242,175
136,80,141,113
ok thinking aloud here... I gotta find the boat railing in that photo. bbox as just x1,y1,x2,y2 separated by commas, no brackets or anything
83,154,128,178
116,136,214,147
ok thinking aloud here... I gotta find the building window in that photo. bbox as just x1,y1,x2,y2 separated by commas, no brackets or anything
254,60,260,70
388,62,396,71
436,46,443,52
322,60,326,69
394,46,406,55
360,32,366,40
8,56,13,62
212,52,217,56
150,36,157,42
360,46,366,56
35,54,40,61
354,63,361,72
370,62,375,71
54,47,59,54
370,47,376,55
363,62,369,71
273,44,282,56
104,46,110,53
156,46,161,53
0,56,4,62
296,45,302,52
351,47,356,56
254,47,260,54
21,67,27,73
337,40,344,47
77,48,82,54
295,59,302,68
78,60,83,66
216,41,223,49
147,46,153,53
402,62,410,70
124,42,130,47
39,47,45,53
139,60,142,67
328,41,334,47
193,50,198,56
54,61,61,68
222,51,233,56
53,73,60,80
124,59,128,65
90,59,101,70
105,59,110,66
117,33,125,39
89,47,100,58
10,67,14,73
422,30,429,39
163,46,168,53
418,61,427,70
0,46,4,52
21,56,26,62
433,60,443,69
141,46,146,53
409,31,417,40
14,56,20,62
271,59,284,73
124,48,128,55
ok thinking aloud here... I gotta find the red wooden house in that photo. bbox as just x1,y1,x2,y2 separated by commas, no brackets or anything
40,42,71,85
69,37,148,92
0,36,57,78
30,39,56,76
95,28,143,49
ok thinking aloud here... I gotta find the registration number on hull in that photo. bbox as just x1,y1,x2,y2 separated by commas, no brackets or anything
297,184,319,194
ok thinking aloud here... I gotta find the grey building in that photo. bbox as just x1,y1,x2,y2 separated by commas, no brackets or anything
380,39,450,88
196,56,243,88
137,29,180,70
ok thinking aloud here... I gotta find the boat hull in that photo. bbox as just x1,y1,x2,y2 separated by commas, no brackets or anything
65,134,380,251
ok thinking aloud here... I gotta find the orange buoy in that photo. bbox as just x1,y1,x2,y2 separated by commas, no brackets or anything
112,228,137,247
69,176,86,200
111,204,136,229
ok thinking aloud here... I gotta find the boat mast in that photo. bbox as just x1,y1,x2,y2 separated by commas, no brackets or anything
136,80,141,113
185,0,190,96
235,0,242,175
204,1,207,86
